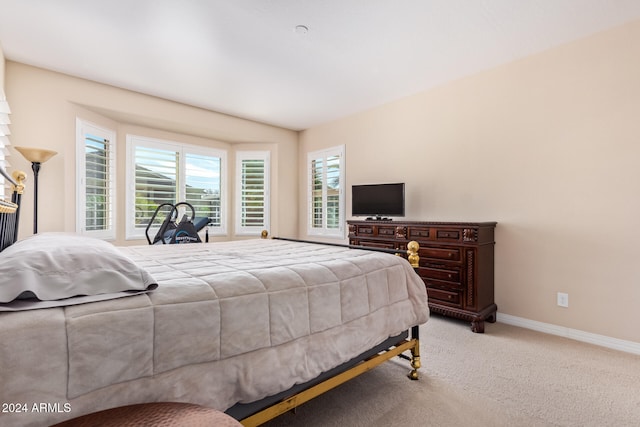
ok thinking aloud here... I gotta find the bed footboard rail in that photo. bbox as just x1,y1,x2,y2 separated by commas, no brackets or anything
266,233,420,268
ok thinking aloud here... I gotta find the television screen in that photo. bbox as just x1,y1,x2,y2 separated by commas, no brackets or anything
352,183,405,218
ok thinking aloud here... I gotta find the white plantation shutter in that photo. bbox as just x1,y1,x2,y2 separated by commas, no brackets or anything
310,157,324,229
325,154,341,230
84,135,114,231
235,151,269,235
76,119,116,239
133,144,178,231
126,135,226,239
0,92,11,198
240,159,265,225
307,145,345,238
0,136,10,199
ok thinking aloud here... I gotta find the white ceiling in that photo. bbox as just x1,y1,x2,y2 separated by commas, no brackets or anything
1,0,640,131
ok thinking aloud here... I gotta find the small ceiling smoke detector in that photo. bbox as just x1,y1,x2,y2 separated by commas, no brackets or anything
294,25,309,35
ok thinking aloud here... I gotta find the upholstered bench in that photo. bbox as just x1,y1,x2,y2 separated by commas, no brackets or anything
51,402,242,426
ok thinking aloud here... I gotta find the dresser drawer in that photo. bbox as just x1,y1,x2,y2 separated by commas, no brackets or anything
376,225,397,238
435,229,461,241
353,225,374,236
419,266,461,283
363,241,397,250
407,227,471,242
351,239,397,250
427,288,462,307
408,227,430,239
352,224,398,238
419,247,461,262
423,278,462,291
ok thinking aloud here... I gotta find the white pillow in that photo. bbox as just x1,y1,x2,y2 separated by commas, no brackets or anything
0,233,157,310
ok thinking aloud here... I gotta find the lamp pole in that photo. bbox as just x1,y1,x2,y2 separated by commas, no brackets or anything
31,161,41,234
14,146,57,234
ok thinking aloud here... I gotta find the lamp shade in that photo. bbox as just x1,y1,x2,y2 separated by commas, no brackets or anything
14,146,57,163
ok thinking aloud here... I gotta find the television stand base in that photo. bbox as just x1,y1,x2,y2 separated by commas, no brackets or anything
366,217,392,221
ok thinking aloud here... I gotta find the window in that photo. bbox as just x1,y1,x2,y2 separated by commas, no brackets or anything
235,151,270,235
76,119,116,239
126,135,226,239
307,145,345,238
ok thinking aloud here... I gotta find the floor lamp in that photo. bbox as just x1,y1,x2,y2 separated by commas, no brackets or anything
14,146,57,234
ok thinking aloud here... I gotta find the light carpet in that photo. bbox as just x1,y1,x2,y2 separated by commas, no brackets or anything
262,315,640,426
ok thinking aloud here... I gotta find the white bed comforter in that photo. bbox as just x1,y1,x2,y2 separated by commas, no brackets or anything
0,239,428,426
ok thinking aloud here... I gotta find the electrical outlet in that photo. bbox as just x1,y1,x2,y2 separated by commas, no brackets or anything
557,292,569,308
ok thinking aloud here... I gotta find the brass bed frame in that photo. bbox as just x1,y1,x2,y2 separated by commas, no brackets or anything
0,165,424,427
0,167,25,253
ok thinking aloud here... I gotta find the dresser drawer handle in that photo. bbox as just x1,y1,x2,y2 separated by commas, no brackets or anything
448,253,453,258
448,274,453,279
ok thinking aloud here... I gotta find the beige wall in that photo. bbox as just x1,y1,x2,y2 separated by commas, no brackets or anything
5,62,299,244
0,42,5,88
299,20,640,343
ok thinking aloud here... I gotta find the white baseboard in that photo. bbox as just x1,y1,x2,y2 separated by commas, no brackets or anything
497,313,640,356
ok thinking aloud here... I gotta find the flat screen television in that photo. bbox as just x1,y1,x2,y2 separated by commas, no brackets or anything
351,183,405,219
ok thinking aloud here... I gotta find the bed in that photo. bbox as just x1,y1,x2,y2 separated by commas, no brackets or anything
0,167,24,252
0,166,429,427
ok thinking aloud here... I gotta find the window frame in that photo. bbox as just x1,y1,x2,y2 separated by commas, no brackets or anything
75,118,117,240
307,145,345,238
235,151,270,236
125,134,227,240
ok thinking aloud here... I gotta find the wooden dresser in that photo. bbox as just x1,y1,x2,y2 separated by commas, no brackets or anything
347,220,497,333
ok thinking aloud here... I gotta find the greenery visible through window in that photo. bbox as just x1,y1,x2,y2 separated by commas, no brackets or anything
76,119,116,240
84,135,112,231
185,152,222,227
308,145,344,237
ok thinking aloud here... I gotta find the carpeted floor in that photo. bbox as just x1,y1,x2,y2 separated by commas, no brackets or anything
262,315,640,426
